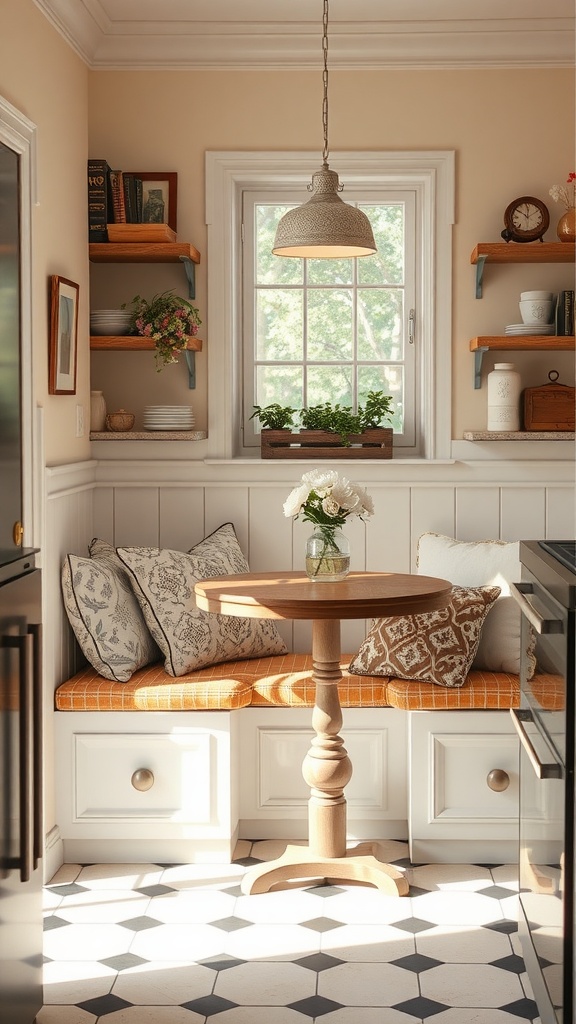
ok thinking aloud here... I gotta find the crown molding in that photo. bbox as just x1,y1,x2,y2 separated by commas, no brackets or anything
33,1,575,70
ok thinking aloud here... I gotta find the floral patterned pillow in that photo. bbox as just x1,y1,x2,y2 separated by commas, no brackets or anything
61,541,160,682
349,585,501,688
116,523,288,677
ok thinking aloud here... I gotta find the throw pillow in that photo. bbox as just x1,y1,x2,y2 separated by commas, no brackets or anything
61,540,160,683
116,523,288,677
417,532,533,676
349,585,501,688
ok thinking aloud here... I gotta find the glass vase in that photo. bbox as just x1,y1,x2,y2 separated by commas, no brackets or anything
305,527,350,582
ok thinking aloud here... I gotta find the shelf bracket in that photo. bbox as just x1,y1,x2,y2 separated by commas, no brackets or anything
475,255,487,298
183,350,196,389
179,255,196,299
473,346,489,389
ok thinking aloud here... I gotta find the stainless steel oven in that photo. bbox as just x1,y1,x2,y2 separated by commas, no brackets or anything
511,540,575,1024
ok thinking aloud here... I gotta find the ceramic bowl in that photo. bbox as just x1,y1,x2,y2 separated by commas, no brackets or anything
519,299,553,324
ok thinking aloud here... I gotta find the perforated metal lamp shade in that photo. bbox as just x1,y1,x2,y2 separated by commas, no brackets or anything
272,164,377,259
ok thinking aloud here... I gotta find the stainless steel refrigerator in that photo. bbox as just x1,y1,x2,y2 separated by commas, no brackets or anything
0,138,43,1021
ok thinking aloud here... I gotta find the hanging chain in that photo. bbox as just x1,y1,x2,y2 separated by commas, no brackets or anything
321,0,329,165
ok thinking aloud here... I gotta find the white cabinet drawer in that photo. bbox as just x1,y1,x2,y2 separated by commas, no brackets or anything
409,710,519,863
238,707,408,840
55,710,239,858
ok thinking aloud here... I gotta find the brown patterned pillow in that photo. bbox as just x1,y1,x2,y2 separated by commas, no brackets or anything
349,585,501,688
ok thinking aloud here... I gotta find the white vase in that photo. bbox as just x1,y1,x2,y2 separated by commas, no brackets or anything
90,390,107,432
487,363,521,432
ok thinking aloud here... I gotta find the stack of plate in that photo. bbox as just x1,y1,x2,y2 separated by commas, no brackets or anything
90,309,133,336
504,323,555,336
143,405,195,431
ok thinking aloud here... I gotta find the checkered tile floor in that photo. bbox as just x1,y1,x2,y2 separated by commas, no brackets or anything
39,839,541,1023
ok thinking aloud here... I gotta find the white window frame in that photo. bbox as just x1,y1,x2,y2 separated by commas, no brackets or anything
205,151,455,461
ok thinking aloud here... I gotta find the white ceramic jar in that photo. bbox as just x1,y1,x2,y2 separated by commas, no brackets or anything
487,363,521,432
90,390,107,432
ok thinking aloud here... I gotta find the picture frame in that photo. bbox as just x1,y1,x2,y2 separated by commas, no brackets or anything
127,171,177,231
49,275,79,395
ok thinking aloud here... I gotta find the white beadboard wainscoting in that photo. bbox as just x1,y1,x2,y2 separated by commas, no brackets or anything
44,456,574,869
46,456,575,680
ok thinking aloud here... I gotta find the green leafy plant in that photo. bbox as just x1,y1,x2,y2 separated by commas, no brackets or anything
125,290,202,370
250,403,296,430
358,391,394,430
299,391,392,446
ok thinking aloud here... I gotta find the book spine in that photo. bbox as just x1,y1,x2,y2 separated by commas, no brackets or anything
109,169,127,223
555,292,565,336
134,177,143,222
561,288,569,335
87,159,111,241
122,173,135,223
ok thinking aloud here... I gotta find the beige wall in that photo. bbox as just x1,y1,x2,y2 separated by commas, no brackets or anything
88,68,575,437
1,0,91,465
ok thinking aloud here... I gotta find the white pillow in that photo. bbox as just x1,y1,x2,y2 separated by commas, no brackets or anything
417,532,533,676
117,523,288,677
61,540,160,682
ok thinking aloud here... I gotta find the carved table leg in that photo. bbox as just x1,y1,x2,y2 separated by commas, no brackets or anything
241,617,408,897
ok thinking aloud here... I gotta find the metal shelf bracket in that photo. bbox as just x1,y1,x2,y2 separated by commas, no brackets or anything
179,255,196,299
183,350,196,389
475,255,487,298
473,346,489,389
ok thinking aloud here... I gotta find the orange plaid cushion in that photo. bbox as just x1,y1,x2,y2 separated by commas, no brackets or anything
386,670,520,710
55,654,391,711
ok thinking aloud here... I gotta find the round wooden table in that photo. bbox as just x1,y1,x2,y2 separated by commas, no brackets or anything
194,570,451,896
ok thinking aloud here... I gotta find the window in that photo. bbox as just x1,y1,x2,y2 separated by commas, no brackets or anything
242,190,416,450
205,151,454,460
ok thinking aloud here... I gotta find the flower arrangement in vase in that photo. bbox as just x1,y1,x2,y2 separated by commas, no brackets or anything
283,469,374,581
125,289,202,369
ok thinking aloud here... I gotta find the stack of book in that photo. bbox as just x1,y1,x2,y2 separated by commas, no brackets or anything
555,290,575,336
87,160,175,242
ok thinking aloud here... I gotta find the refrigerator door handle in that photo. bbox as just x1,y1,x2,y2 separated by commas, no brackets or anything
1,632,34,882
29,623,42,869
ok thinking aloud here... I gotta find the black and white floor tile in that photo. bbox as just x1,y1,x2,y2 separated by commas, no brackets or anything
39,840,540,1023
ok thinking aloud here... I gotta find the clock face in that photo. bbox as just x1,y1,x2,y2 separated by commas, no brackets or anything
502,196,550,242
512,203,543,231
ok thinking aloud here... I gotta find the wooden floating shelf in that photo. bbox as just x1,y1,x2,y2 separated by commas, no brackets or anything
471,242,575,264
88,242,201,264
90,336,203,351
470,336,575,351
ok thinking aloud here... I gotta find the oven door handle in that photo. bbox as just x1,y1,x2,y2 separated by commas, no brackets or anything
511,708,563,780
510,582,564,634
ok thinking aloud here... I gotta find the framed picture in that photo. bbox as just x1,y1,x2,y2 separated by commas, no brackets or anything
49,275,79,395
127,171,177,231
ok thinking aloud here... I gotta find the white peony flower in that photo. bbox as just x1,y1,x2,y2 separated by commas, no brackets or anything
321,496,341,518
301,469,339,496
283,483,311,518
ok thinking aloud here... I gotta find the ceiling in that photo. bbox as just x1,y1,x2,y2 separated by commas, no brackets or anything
33,0,575,70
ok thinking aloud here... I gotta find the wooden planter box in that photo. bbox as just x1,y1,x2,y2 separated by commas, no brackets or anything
260,428,393,460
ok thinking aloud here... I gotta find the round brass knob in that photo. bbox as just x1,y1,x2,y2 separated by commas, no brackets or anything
487,768,510,792
13,521,23,546
131,768,154,792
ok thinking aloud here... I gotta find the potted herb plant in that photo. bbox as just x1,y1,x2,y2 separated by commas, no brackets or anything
250,403,296,430
125,289,202,370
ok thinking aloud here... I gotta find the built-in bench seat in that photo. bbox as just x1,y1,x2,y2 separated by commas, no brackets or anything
54,655,523,712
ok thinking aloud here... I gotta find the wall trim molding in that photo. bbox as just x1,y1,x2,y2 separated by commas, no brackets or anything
32,2,575,70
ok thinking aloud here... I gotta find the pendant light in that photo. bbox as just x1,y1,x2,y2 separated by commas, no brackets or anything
272,0,377,259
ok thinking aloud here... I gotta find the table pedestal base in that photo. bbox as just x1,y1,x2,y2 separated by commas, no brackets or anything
240,841,410,896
